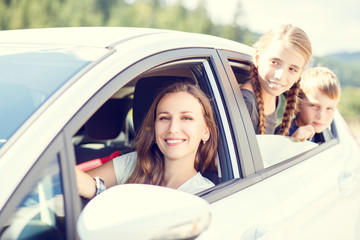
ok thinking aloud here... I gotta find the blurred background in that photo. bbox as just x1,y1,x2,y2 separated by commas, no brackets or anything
1,0,359,139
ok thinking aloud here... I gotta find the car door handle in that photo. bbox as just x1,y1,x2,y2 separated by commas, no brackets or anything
241,226,274,240
338,170,357,195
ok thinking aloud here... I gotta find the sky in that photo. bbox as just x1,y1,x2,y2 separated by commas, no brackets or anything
181,0,360,56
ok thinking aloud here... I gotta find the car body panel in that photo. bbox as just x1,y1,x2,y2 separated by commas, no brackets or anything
200,112,360,239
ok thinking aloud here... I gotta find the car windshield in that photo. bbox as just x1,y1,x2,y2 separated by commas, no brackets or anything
0,44,109,148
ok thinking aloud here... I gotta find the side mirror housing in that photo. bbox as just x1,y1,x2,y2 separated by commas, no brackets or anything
77,184,211,240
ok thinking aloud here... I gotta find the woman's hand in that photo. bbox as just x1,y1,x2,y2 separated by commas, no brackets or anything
74,166,96,199
291,124,315,142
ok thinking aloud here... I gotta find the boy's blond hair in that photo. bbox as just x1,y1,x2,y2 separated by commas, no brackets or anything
300,67,341,101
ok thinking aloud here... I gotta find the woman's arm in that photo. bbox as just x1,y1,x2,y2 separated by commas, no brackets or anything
75,160,118,199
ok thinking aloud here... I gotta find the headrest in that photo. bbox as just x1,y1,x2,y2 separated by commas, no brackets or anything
132,76,194,133
86,98,132,140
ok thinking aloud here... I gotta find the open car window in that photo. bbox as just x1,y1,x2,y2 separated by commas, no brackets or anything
226,58,337,169
70,55,238,201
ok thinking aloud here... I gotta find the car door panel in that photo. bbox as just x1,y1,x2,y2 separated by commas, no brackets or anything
199,177,283,239
277,140,360,239
204,50,360,239
199,138,360,239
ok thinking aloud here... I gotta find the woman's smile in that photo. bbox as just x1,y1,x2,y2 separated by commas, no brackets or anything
164,138,186,145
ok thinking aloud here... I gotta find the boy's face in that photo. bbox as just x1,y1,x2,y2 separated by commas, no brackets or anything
296,89,339,133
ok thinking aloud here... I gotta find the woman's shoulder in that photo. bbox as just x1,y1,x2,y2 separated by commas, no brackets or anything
113,151,137,164
112,151,137,184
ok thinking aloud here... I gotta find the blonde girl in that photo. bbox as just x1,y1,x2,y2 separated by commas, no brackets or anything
241,24,312,135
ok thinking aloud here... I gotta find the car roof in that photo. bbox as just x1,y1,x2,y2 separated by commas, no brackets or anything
0,27,167,47
0,27,253,54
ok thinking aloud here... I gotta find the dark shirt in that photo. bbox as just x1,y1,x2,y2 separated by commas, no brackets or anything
241,89,280,134
275,119,298,136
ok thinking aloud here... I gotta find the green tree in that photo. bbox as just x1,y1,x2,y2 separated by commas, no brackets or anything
339,87,360,117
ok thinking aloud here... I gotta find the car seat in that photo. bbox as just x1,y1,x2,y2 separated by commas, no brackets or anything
75,98,132,170
132,76,195,134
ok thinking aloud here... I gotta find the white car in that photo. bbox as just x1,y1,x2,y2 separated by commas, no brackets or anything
0,27,359,240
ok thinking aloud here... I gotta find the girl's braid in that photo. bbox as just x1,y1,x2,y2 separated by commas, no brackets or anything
278,79,301,136
251,63,266,134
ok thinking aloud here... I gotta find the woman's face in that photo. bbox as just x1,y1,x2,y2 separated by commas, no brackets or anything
255,40,306,98
155,91,210,163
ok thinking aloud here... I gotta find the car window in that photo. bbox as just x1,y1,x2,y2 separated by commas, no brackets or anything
0,44,109,149
227,59,335,168
0,155,66,240
70,56,238,198
73,60,210,170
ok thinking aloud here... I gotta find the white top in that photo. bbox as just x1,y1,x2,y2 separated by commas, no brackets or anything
112,152,214,194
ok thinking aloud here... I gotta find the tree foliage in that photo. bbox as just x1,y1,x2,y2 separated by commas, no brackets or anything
1,0,359,117
314,54,360,87
0,0,254,45
339,87,360,118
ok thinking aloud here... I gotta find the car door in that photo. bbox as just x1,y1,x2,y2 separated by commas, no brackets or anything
55,47,253,237
0,133,80,240
67,47,284,239
196,50,360,239
196,50,284,239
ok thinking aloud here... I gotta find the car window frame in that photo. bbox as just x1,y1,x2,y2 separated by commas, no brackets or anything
214,50,260,175
63,47,257,202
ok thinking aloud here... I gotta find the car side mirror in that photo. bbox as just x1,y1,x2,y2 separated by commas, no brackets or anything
77,184,211,240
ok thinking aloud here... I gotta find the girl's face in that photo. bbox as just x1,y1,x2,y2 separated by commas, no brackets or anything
255,40,306,97
155,91,210,163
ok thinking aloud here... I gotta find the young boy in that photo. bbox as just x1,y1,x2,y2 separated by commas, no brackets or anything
276,67,341,142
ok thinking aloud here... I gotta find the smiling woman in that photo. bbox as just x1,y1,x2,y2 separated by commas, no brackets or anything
155,91,210,155
153,91,210,188
75,82,219,199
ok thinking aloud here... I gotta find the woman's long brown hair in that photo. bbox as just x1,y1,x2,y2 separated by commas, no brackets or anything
126,82,218,185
